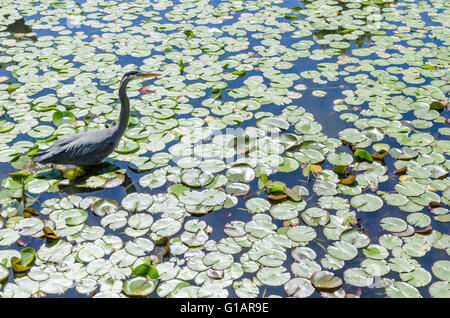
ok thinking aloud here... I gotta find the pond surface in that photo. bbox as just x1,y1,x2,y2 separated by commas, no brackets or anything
0,0,448,298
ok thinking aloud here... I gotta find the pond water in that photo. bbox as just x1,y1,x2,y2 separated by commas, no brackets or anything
0,0,448,298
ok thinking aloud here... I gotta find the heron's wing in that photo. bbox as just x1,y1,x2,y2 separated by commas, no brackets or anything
60,132,114,160
33,134,83,164
49,133,81,149
38,130,115,165
64,136,103,156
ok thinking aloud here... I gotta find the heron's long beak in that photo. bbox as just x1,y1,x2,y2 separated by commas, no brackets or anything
141,73,162,77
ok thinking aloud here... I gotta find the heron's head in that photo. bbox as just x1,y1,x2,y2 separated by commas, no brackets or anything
121,70,162,82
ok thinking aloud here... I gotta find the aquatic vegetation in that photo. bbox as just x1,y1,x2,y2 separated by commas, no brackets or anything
0,0,448,298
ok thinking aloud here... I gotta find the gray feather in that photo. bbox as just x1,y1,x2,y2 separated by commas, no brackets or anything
33,129,117,166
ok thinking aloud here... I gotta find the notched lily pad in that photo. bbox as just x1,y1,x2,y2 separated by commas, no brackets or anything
181,168,214,188
122,276,158,297
350,194,383,212
311,271,343,291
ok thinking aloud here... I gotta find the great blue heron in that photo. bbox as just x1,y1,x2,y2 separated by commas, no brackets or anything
33,70,161,166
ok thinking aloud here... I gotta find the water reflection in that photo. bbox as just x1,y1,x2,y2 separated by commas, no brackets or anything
57,169,137,195
36,162,138,195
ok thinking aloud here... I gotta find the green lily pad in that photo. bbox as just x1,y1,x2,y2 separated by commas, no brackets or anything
269,203,299,220
385,281,422,298
286,226,316,244
327,152,353,166
52,110,75,126
432,261,450,282
380,217,408,233
339,229,370,249
395,181,426,197
256,266,290,286
400,268,432,287
121,193,154,212
245,198,271,213
363,244,389,260
384,193,409,207
350,194,383,212
181,168,214,188
327,241,358,261
92,199,119,217
122,276,158,297
284,278,315,298
354,149,373,163
0,264,8,281
310,271,342,290
344,268,374,287
429,281,450,298
115,139,140,154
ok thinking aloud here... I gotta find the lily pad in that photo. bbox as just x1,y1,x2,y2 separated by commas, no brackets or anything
310,271,342,290
327,241,358,261
350,194,384,212
122,276,158,297
380,217,408,233
284,278,315,298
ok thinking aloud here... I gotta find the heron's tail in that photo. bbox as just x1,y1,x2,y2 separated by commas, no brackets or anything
33,151,52,164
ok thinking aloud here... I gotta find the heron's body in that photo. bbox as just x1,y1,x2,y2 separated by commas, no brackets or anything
33,71,160,166
33,129,117,166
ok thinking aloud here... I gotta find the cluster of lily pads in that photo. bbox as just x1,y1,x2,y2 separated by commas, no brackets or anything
0,0,448,298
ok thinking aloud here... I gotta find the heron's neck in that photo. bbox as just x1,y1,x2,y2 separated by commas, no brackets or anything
113,77,131,140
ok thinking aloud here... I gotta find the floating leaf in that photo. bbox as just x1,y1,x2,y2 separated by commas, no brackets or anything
354,149,373,163
286,226,316,244
43,227,60,241
284,14,297,20
269,203,298,220
327,241,358,261
385,281,422,298
343,268,374,287
363,244,389,260
429,282,450,298
92,199,119,217
284,278,315,298
350,194,383,212
11,257,29,273
122,276,158,297
310,271,342,290
132,263,159,279
256,266,290,286
432,261,450,282
339,174,356,185
380,217,408,233
181,169,213,188
429,101,444,112
327,152,353,166
339,229,370,249
0,264,8,281
52,110,75,126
